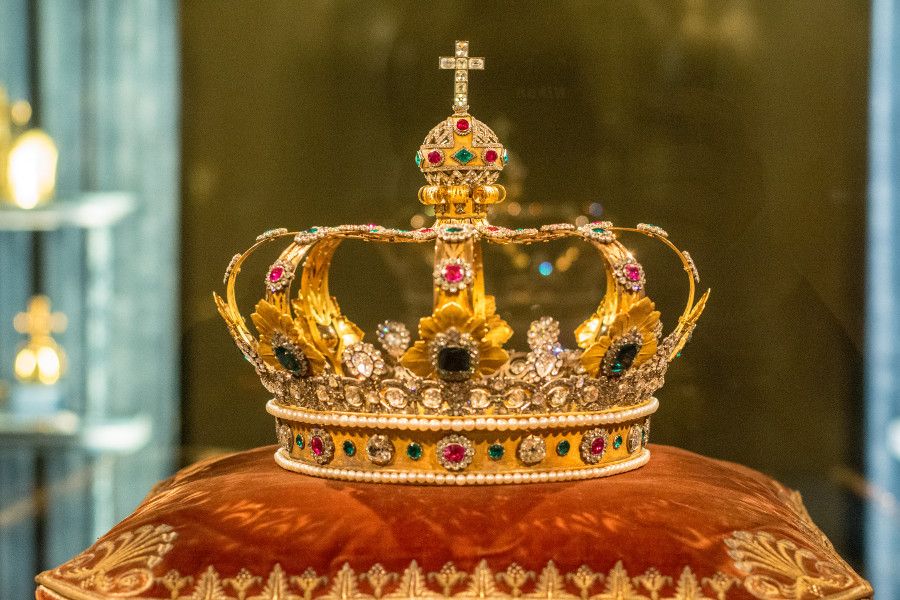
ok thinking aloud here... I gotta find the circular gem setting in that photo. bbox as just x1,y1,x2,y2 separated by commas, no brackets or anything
376,321,411,359
556,439,571,456
295,433,304,450
265,260,293,293
517,434,546,466
436,434,475,471
342,342,386,380
427,150,444,165
271,333,311,378
308,428,335,465
614,260,645,293
455,118,471,135
434,258,474,293
483,148,498,163
580,428,609,464
366,434,395,466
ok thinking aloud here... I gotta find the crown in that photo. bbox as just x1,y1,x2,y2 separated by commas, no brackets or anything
215,41,709,485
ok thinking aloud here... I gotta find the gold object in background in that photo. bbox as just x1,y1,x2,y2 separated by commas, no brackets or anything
215,41,709,485
0,87,58,209
13,295,67,385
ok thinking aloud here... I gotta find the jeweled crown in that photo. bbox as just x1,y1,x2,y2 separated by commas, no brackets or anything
215,41,709,485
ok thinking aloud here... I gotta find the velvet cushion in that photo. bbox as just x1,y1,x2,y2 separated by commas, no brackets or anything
35,444,871,600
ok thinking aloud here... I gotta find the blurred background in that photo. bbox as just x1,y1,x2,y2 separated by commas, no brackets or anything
2,0,898,598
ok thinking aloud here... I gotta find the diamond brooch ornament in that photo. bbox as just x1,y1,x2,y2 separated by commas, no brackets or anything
219,40,710,485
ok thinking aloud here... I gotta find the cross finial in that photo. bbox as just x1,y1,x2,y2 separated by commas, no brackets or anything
439,41,484,114
14,295,67,340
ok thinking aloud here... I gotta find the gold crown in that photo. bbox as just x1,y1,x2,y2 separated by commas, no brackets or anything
215,41,709,485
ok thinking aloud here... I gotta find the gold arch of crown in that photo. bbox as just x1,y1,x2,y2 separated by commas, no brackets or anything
214,41,709,483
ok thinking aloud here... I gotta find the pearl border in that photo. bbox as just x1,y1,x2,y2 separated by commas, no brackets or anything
266,397,658,431
274,447,651,485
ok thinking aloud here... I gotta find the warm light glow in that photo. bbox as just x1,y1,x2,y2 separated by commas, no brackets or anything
6,129,58,209
14,348,37,380
12,295,67,385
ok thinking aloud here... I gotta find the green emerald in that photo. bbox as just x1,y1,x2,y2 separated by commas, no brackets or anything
488,444,504,460
309,227,318,233
295,434,304,449
556,440,571,456
613,435,623,450
446,226,463,232
502,149,509,164
406,442,423,460
452,147,475,165
343,440,356,456
415,152,422,167
592,227,606,233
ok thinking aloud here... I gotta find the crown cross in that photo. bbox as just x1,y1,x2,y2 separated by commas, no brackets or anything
14,295,67,340
439,41,484,114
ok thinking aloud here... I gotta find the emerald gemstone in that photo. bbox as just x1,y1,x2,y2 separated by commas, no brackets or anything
556,440,571,456
343,440,356,456
437,347,471,374
592,227,606,234
415,152,422,167
295,434,304,449
406,442,423,460
610,343,639,377
309,227,318,233
502,149,509,164
274,346,306,375
446,226,463,233
452,147,475,165
488,444,504,460
613,435,623,450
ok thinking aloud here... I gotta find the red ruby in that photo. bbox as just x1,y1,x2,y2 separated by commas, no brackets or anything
268,266,284,283
420,228,434,233
484,149,498,163
625,264,642,282
443,264,465,284
310,436,324,456
486,226,500,231
590,437,605,455
443,443,467,463
427,150,443,164
456,119,470,132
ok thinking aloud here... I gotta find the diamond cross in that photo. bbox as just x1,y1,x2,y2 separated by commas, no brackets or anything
439,40,484,114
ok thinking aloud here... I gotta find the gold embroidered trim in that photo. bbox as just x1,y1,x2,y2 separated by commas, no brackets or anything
36,513,872,600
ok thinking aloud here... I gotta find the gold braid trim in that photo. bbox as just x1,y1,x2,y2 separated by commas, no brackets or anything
35,520,871,600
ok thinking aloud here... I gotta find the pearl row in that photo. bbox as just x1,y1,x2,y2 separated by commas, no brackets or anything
274,448,651,485
266,397,658,431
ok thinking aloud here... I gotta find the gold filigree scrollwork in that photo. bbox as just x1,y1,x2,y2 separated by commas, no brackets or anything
725,531,871,600
50,524,177,596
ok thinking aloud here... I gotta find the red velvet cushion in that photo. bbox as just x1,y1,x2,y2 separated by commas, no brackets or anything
35,445,871,600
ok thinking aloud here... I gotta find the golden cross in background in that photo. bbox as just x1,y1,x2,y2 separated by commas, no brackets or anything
439,41,484,114
14,295,67,340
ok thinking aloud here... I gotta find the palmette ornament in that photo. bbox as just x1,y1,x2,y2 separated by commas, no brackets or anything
215,41,710,485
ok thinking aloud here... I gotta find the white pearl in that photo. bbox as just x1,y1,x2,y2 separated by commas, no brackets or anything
485,418,496,430
463,419,475,430
435,473,446,484
512,473,523,484
475,473,485,484
425,472,436,483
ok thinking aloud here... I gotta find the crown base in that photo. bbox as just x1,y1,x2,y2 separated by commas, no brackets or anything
274,447,651,485
269,397,655,484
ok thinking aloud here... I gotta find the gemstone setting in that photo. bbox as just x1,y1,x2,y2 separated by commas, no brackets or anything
265,261,293,293
517,435,546,465
483,148,498,163
601,330,644,379
452,147,475,165
407,442,423,461
488,444,505,461
376,321,411,359
434,258,474,293
580,428,609,464
308,428,334,465
430,329,479,381
427,150,444,165
614,260,645,293
627,425,641,453
342,342,386,380
436,434,475,471
343,440,357,457
366,434,395,466
556,439,571,456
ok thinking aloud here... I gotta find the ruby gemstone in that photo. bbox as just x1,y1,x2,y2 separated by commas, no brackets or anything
268,266,284,283
456,119,470,132
310,436,324,456
484,149,498,163
590,437,605,455
443,443,467,463
427,150,443,164
443,264,465,283
625,265,642,282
